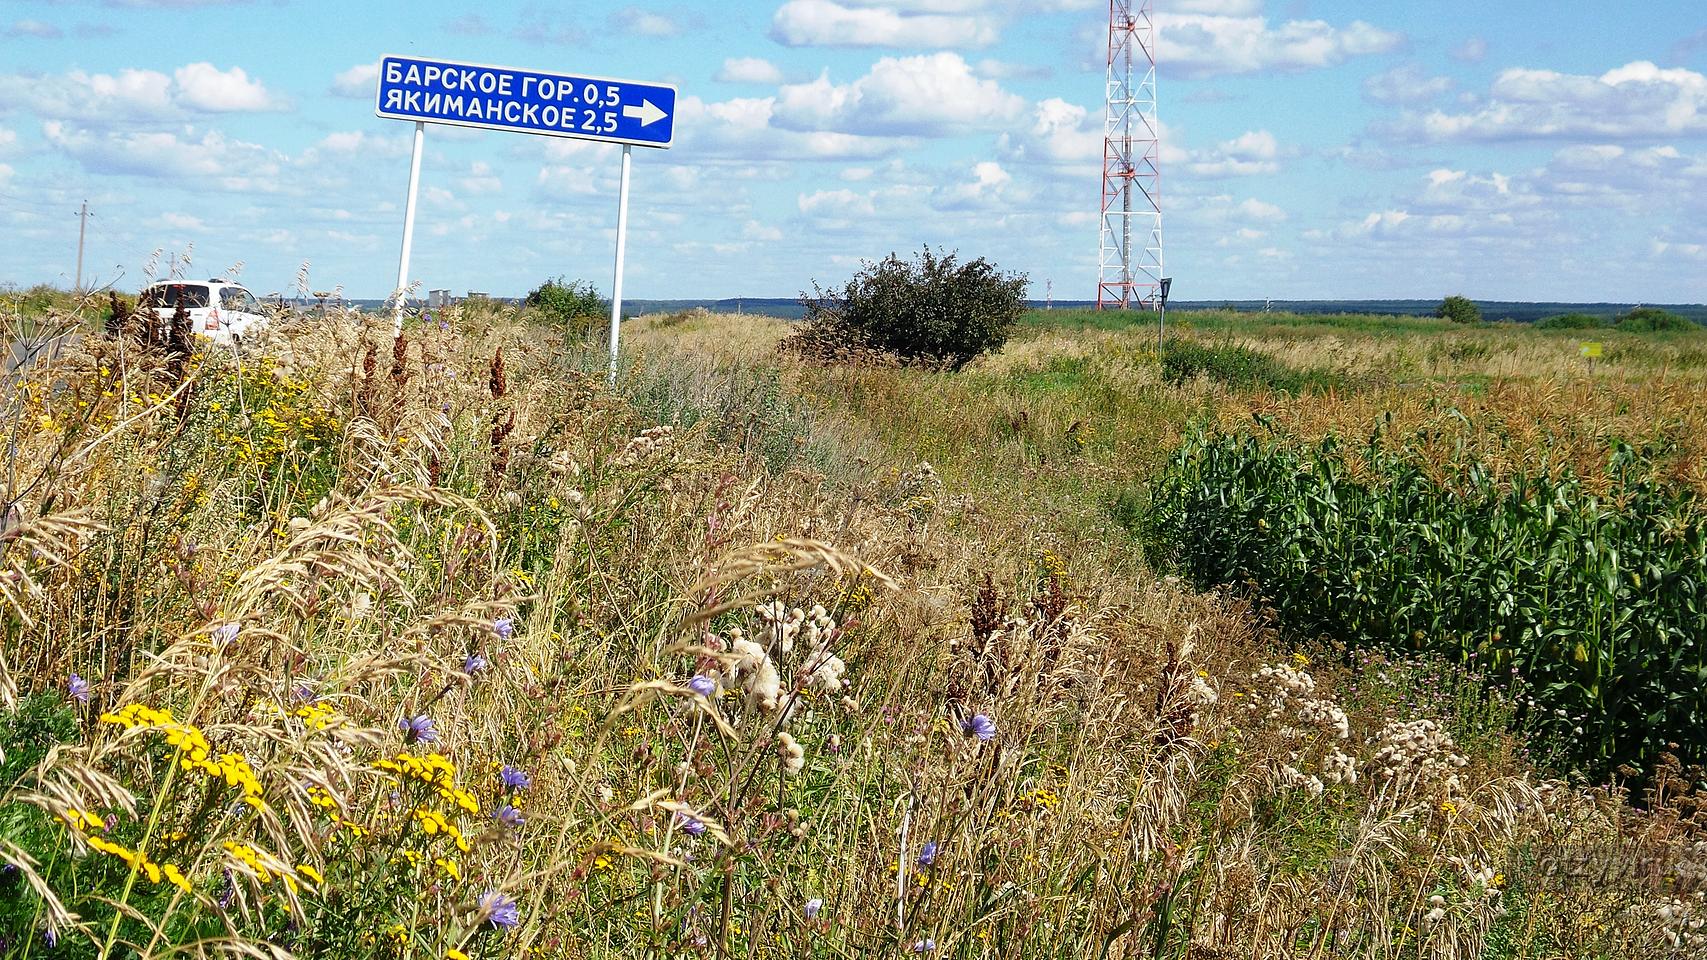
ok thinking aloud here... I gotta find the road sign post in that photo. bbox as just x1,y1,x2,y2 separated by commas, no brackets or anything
608,146,632,387
393,121,425,336
375,55,676,378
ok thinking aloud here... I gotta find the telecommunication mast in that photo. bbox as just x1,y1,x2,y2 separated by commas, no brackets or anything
1097,0,1163,311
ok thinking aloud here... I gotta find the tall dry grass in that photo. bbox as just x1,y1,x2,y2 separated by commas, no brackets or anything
0,302,1701,958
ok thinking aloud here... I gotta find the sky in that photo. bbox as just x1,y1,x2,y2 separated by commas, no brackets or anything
0,0,1704,303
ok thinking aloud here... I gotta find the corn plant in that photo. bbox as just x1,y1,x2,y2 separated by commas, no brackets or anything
1148,427,1707,780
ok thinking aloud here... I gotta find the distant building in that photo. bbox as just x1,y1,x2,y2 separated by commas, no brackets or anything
428,289,453,308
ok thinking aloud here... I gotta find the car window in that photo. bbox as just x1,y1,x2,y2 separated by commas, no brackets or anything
220,288,260,312
142,284,211,309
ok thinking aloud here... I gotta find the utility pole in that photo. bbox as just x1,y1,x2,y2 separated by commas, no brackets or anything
74,201,92,292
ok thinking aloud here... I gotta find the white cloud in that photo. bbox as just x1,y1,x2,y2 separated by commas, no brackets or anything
41,121,284,190
1451,36,1489,64
307,130,407,159
0,63,281,121
676,95,905,161
935,160,1023,210
536,165,614,198
0,68,174,120
172,63,280,112
161,212,205,230
771,0,1000,49
8,19,63,39
1186,130,1280,177
997,98,1101,166
1235,197,1286,221
612,7,681,37
717,57,784,85
1394,62,1707,142
1363,64,1453,105
1160,13,1403,78
799,187,877,217
973,58,1051,81
1652,239,1707,263
331,63,379,99
772,54,1026,136
998,100,1278,178
460,161,502,195
742,220,784,241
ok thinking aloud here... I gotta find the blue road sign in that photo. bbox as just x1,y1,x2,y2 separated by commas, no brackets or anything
375,55,676,149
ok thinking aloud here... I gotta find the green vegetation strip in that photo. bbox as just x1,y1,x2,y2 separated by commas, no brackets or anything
1146,430,1707,779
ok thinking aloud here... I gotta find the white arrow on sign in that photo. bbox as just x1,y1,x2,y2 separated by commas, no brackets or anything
622,99,667,127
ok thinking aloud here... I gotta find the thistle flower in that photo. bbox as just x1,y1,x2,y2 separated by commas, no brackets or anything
400,715,437,744
499,765,531,791
963,713,996,743
804,898,823,920
675,811,707,837
67,674,91,704
916,841,939,867
495,804,525,828
477,889,520,929
775,731,805,776
462,654,489,676
210,622,239,646
492,617,515,640
688,675,716,698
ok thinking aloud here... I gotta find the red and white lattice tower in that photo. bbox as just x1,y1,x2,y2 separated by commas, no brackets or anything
1097,0,1163,311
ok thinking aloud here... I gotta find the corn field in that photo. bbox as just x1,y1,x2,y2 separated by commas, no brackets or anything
1148,428,1707,780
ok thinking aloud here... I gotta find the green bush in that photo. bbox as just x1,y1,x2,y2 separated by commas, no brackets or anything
792,246,1027,369
1436,295,1482,325
1161,340,1340,393
1615,306,1698,333
524,276,608,334
1535,313,1609,330
1147,430,1707,781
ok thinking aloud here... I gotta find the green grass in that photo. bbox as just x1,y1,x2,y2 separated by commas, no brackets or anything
1021,307,1458,336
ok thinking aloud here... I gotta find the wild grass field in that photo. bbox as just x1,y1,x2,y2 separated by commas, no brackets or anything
3,292,1706,959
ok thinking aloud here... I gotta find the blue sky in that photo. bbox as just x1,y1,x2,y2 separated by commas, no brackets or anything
1,0,1704,302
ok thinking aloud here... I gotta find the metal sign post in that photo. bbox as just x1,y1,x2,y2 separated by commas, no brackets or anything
393,121,425,336
374,55,676,374
608,146,632,387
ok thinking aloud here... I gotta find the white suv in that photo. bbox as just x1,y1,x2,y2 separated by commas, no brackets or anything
139,279,269,344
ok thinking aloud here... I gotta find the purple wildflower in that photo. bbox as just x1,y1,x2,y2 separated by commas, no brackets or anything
462,654,489,676
499,765,531,791
477,889,521,929
400,715,437,744
675,811,707,837
210,622,239,646
804,898,823,920
916,841,939,867
911,939,935,953
963,713,996,743
66,675,91,704
492,617,515,640
494,804,525,828
688,675,716,698
43,927,58,948
292,683,316,703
